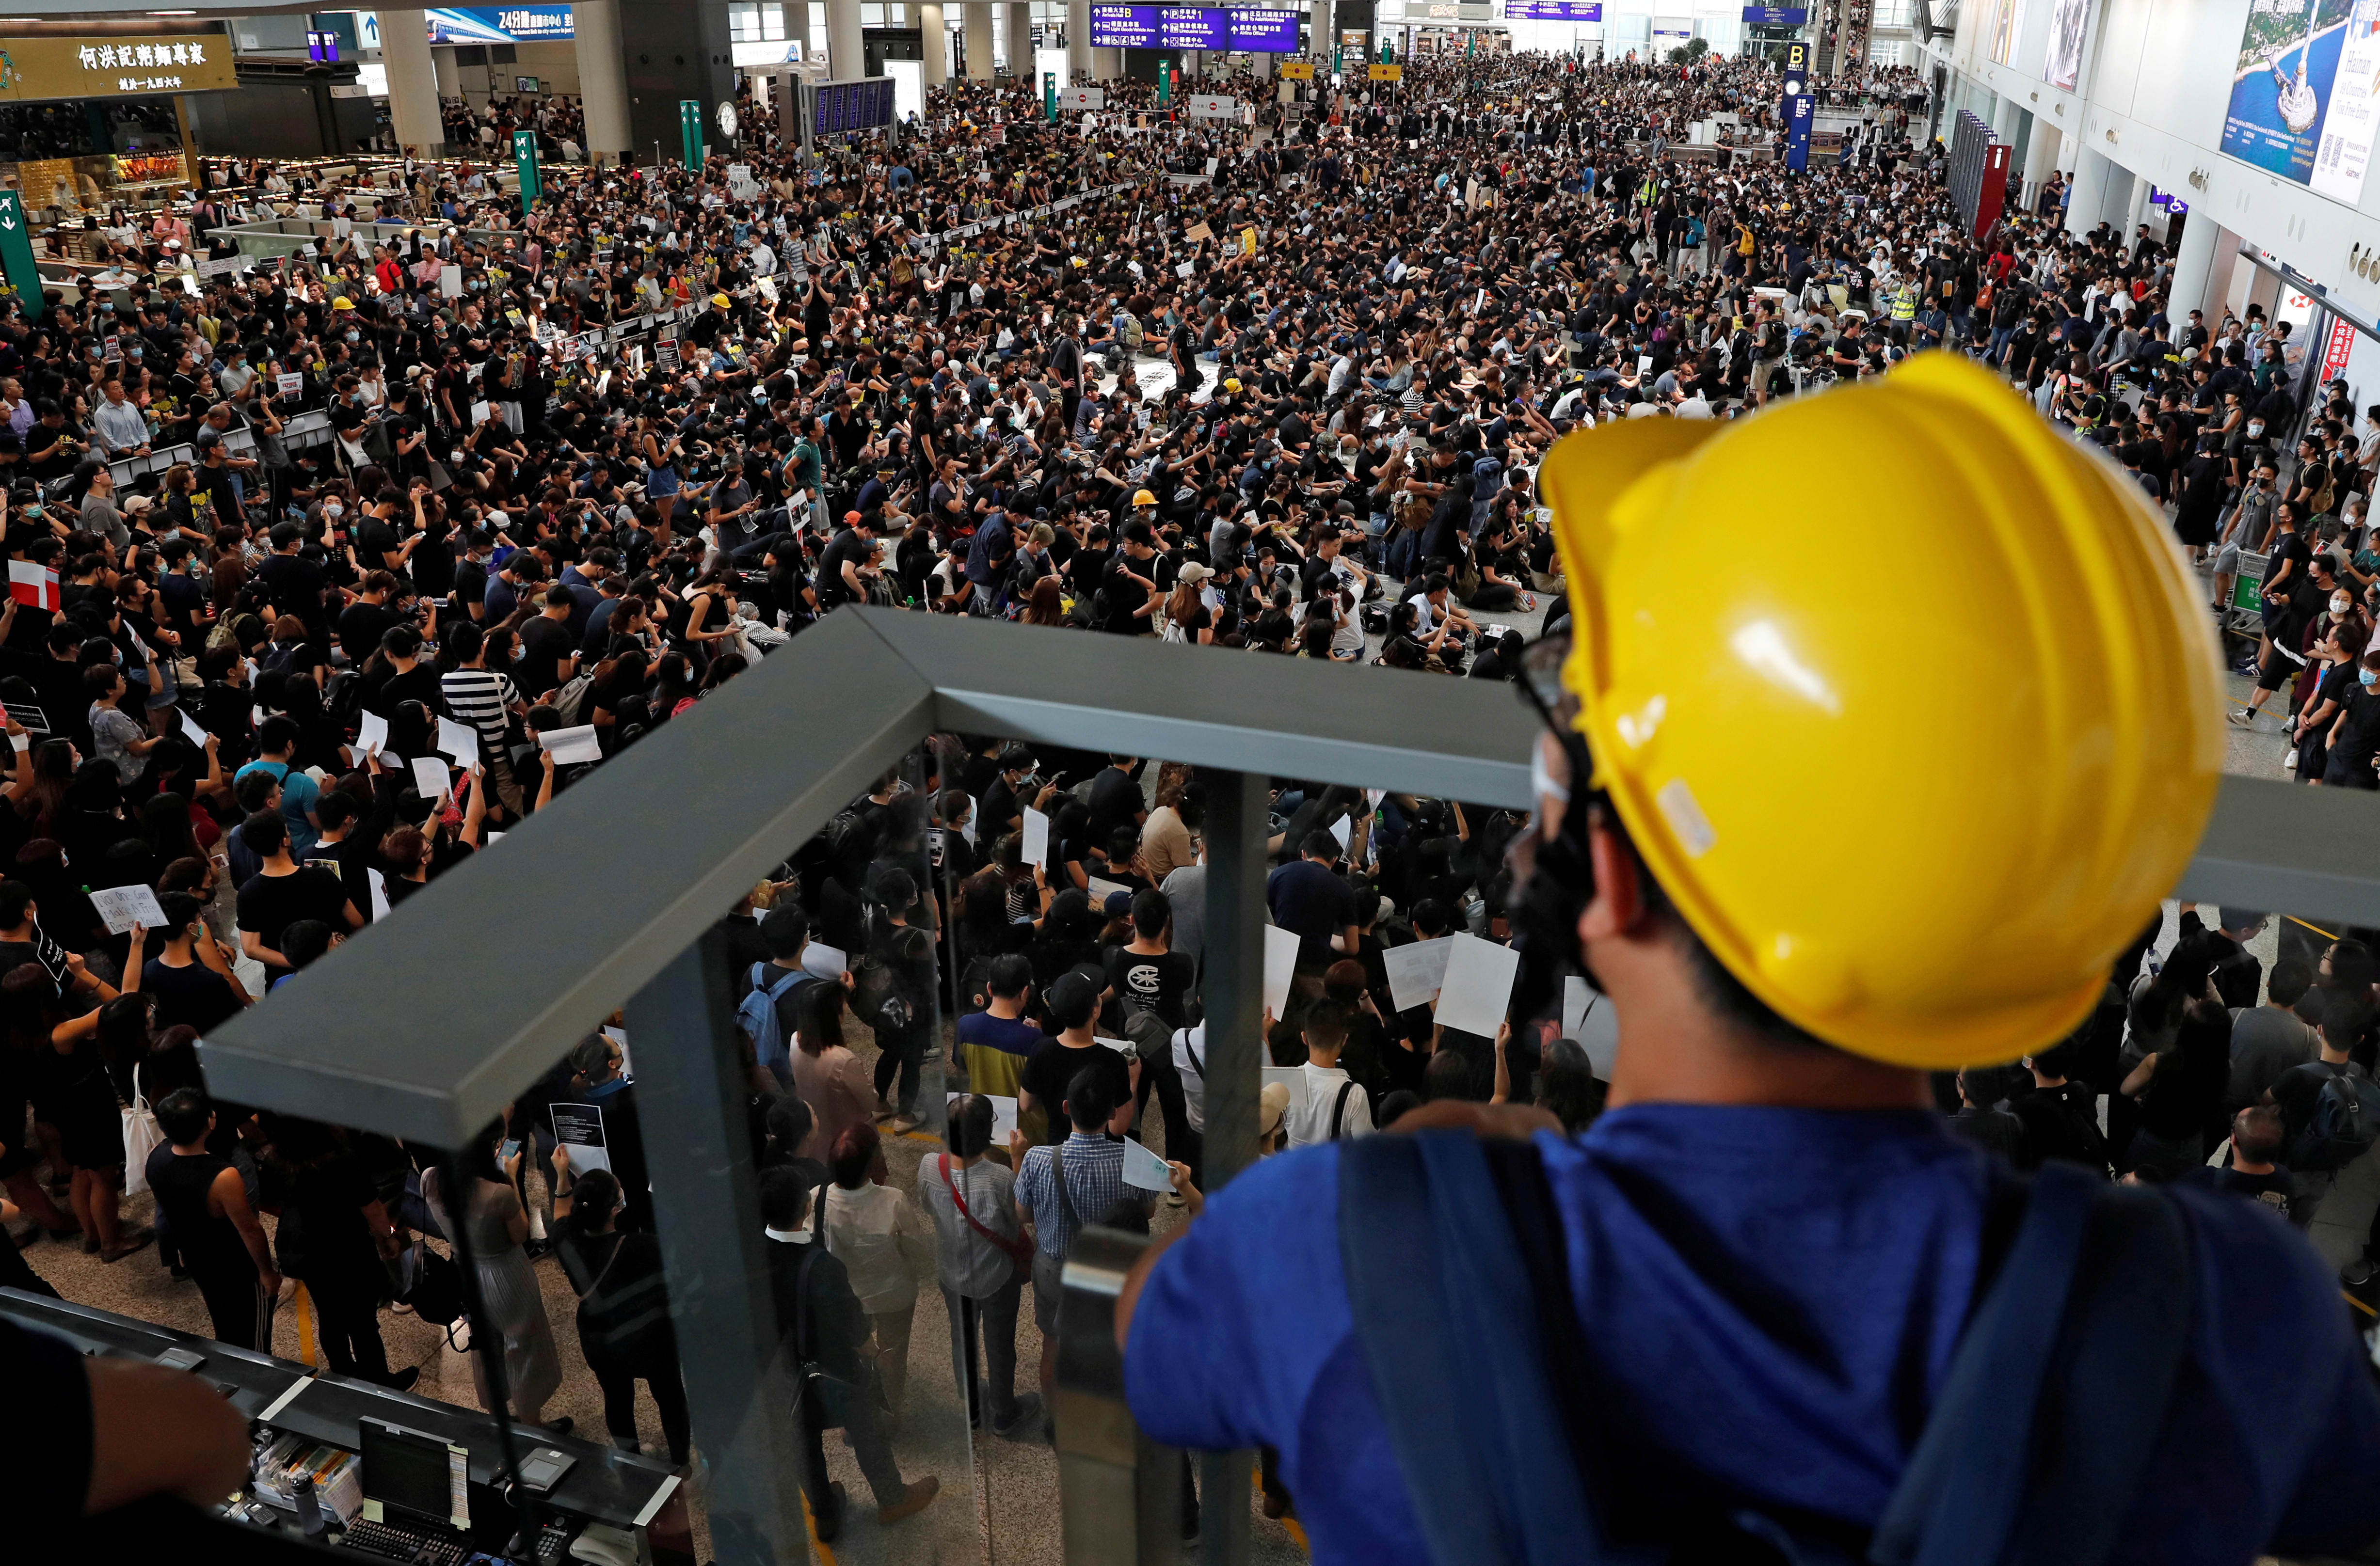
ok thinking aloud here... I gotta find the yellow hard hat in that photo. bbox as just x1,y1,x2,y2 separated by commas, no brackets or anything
1537,352,2222,1069
1132,489,1158,507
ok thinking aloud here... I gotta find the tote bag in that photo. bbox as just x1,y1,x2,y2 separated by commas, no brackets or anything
119,1064,164,1197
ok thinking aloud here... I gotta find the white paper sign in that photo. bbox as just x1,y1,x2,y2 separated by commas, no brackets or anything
551,1102,611,1176
1383,936,1453,1013
1086,876,1129,902
539,725,602,764
436,716,479,767
367,867,391,921
1022,806,1051,868
1095,1035,1133,1055
90,883,167,936
1569,979,1619,1081
1562,975,1593,1042
805,942,848,978
179,710,210,748
356,711,388,756
952,1092,1019,1142
1121,1136,1172,1192
411,754,451,799
1261,1064,1310,1108
1262,922,1301,1017
1434,933,1519,1038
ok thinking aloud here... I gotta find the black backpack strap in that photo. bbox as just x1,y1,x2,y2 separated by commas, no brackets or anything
1329,1080,1358,1140
1339,1130,1603,1566
1870,1161,2193,1566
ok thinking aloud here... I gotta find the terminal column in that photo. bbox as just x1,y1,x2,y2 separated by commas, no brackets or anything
2017,117,2059,213
921,0,949,83
965,0,994,77
380,8,446,158
1069,0,1092,79
827,0,863,77
573,0,634,163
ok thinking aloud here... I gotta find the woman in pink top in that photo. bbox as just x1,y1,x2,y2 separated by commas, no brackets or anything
789,976,876,1166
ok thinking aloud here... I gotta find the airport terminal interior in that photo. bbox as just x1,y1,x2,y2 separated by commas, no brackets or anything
2,0,2380,1563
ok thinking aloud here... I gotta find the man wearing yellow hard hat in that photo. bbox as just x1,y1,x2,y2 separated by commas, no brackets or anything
1113,355,2380,1564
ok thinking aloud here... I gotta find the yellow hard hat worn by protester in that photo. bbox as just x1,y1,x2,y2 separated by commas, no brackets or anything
1115,349,2376,1566
1532,350,2224,1066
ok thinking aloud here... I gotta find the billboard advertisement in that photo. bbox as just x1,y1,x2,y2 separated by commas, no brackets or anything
1507,0,1606,16
1984,0,2027,63
424,7,576,44
1740,5,1808,20
2222,0,2380,203
2040,0,2088,87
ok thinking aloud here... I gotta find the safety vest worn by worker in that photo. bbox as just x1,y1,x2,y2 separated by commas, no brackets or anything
1891,285,1917,323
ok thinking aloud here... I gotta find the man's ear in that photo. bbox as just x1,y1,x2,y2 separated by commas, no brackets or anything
1579,810,1650,948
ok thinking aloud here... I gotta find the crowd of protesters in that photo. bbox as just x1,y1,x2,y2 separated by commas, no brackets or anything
0,36,2370,1554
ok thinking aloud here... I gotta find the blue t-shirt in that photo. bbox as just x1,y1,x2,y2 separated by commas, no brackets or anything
957,1011,1045,1057
233,759,320,857
1125,1105,2380,1566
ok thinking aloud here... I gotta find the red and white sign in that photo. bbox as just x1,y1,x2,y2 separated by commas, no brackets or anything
7,560,59,611
2320,315,2359,385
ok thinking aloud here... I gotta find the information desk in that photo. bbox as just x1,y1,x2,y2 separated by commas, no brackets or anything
0,1288,690,1564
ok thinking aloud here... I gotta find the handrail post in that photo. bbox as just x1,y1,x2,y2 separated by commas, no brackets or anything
628,928,812,1566
1194,769,1269,1566
1055,1227,1180,1566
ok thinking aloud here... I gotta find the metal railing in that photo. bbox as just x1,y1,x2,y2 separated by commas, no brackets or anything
194,605,2380,1566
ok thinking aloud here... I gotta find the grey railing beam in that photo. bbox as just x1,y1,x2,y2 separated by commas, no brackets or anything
197,601,2380,1152
198,608,937,1146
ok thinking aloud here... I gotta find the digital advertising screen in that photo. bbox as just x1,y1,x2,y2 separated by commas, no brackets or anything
1505,0,1604,19
1740,5,1808,22
2039,0,2089,88
2221,0,2380,200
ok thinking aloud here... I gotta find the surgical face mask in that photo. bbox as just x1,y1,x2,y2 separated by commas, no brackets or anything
2248,423,2265,438
2364,668,2379,689
2335,597,2354,616
325,501,344,518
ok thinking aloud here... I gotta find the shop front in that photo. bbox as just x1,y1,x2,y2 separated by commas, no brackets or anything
0,28,239,215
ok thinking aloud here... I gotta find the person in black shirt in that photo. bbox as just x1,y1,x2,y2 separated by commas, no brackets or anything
1084,755,1145,849
362,624,444,719
1099,522,1160,634
515,585,582,699
234,811,361,978
140,891,247,1036
337,572,406,664
146,1088,277,1347
2320,650,2380,788
816,517,880,611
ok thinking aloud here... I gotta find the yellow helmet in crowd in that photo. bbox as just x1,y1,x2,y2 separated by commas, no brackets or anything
1536,351,2223,1069
1132,489,1159,508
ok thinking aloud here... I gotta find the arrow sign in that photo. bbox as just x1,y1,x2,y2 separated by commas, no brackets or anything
0,193,42,322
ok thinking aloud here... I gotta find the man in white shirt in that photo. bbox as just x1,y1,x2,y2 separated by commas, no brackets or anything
91,379,151,457
1283,999,1373,1147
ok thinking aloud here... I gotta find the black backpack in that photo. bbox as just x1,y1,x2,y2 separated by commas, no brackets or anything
2292,1063,2380,1172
